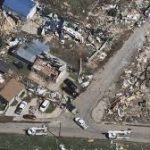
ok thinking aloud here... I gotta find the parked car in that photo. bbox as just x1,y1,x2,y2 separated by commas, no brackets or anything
62,86,79,98
23,114,36,120
39,100,50,112
64,79,78,91
63,79,79,98
74,117,88,129
15,101,27,115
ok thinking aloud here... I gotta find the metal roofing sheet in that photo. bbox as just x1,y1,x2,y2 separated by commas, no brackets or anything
3,0,36,17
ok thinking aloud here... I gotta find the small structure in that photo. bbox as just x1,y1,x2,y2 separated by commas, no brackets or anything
16,40,49,63
0,78,25,105
2,0,37,20
31,58,66,83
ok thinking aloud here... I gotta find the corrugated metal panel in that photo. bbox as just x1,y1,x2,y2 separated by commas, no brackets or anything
2,0,36,18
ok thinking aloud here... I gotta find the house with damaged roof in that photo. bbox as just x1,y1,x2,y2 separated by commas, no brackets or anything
16,39,49,64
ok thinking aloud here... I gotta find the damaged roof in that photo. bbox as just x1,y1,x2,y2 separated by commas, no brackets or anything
32,58,59,77
16,40,49,63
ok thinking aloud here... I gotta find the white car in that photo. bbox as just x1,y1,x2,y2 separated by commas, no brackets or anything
15,101,27,115
74,117,88,129
39,100,50,112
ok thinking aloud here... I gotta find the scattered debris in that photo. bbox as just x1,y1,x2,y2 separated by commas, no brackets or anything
104,32,150,123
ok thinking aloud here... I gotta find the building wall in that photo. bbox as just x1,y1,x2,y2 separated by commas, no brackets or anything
27,5,37,20
56,70,67,83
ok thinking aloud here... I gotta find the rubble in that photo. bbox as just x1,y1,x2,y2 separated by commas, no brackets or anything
78,74,93,89
104,33,150,123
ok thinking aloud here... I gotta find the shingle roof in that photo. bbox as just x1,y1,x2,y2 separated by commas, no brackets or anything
0,78,25,102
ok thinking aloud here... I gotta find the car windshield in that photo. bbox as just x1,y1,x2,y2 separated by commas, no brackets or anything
41,104,46,108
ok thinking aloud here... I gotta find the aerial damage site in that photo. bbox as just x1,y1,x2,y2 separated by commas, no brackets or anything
0,0,150,144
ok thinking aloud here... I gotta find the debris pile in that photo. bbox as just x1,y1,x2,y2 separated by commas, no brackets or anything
104,33,150,123
84,0,150,66
40,12,84,43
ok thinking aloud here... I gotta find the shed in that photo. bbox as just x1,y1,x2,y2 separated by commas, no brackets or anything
16,40,49,63
2,0,37,20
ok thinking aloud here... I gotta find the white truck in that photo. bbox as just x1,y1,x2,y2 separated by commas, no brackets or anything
27,125,48,136
107,130,131,139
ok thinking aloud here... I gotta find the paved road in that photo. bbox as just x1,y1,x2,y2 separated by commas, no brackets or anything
0,19,150,144
0,122,150,143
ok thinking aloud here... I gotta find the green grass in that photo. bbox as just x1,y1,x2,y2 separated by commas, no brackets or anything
0,134,150,150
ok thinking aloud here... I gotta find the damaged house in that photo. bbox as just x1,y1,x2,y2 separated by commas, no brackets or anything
30,56,67,83
16,39,49,64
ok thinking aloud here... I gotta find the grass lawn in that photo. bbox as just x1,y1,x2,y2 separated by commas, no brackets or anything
0,134,150,150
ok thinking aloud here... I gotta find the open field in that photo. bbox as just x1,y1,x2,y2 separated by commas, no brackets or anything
0,134,150,150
